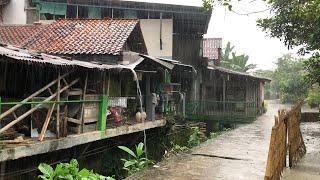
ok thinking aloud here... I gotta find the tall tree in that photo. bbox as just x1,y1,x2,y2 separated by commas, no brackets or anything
256,0,320,84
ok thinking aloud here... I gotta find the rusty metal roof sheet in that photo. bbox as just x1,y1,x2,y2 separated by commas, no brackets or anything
0,24,47,47
22,19,139,55
208,66,271,82
0,45,143,70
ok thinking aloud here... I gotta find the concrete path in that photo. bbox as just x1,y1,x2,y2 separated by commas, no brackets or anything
128,100,286,180
128,100,320,180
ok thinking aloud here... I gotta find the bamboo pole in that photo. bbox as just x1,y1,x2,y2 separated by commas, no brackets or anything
56,71,61,138
0,78,79,134
0,72,70,120
39,104,56,141
80,72,88,133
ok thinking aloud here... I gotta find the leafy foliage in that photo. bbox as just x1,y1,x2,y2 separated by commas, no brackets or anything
38,159,114,180
169,142,189,154
257,0,320,84
221,42,257,72
118,143,154,175
255,54,309,103
202,0,232,11
187,127,206,148
306,84,320,108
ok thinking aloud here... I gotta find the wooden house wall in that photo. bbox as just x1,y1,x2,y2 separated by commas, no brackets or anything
172,34,202,67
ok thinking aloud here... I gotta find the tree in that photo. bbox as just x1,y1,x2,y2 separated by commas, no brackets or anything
203,0,320,84
255,54,309,103
221,42,257,72
256,0,320,84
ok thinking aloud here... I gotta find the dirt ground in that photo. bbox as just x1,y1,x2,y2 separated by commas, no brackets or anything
127,100,320,180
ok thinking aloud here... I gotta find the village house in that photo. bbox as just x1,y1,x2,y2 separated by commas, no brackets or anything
0,18,179,162
0,0,270,167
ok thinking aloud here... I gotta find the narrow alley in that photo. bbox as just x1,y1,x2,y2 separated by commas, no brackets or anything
128,100,320,180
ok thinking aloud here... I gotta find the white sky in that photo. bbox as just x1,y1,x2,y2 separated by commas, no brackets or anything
128,0,296,70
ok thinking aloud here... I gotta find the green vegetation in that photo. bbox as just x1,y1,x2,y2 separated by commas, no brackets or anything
203,0,320,89
38,159,114,180
118,143,154,175
221,42,257,72
169,142,189,154
256,54,310,103
306,84,320,108
187,127,207,148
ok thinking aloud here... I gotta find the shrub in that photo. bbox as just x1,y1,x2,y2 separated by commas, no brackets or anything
118,143,154,175
38,159,114,180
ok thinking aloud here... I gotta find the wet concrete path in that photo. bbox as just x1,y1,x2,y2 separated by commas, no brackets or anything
128,100,288,180
128,100,320,180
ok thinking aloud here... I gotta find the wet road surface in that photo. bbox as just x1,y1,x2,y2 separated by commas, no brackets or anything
128,100,289,180
128,100,320,180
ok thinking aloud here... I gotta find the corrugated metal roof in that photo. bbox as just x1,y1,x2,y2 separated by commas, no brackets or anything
140,54,175,70
22,19,140,55
208,66,271,82
0,45,143,70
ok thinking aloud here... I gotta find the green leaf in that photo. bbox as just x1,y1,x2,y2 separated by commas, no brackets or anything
78,168,90,177
124,160,136,168
38,163,54,177
135,143,144,158
118,146,137,158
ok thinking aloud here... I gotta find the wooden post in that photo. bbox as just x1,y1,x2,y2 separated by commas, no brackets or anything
39,104,55,141
222,76,226,112
63,104,68,137
56,71,61,138
0,161,5,180
80,73,88,133
98,95,108,131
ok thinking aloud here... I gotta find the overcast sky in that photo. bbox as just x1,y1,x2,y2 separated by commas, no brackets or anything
129,0,296,70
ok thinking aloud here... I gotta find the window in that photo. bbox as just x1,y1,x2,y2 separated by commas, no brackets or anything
137,10,148,19
39,2,67,20
113,9,124,18
88,6,101,19
124,10,137,19
102,8,112,18
78,6,88,18
66,5,77,18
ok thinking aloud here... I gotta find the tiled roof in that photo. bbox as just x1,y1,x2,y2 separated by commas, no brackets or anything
0,24,47,47
203,38,222,60
23,19,140,55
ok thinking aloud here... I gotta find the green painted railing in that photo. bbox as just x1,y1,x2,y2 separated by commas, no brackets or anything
0,96,108,131
185,100,258,124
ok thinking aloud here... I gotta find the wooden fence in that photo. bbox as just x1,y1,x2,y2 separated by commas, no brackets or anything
264,102,306,180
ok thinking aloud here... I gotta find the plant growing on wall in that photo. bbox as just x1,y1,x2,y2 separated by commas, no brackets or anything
118,142,154,175
38,159,115,180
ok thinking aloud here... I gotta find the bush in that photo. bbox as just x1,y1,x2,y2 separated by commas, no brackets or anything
118,143,154,175
187,127,206,148
38,159,114,180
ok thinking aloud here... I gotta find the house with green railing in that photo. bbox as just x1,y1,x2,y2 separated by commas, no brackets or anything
0,19,175,162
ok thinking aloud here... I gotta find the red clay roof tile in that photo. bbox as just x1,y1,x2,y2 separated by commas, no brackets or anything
0,24,47,47
22,19,140,55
